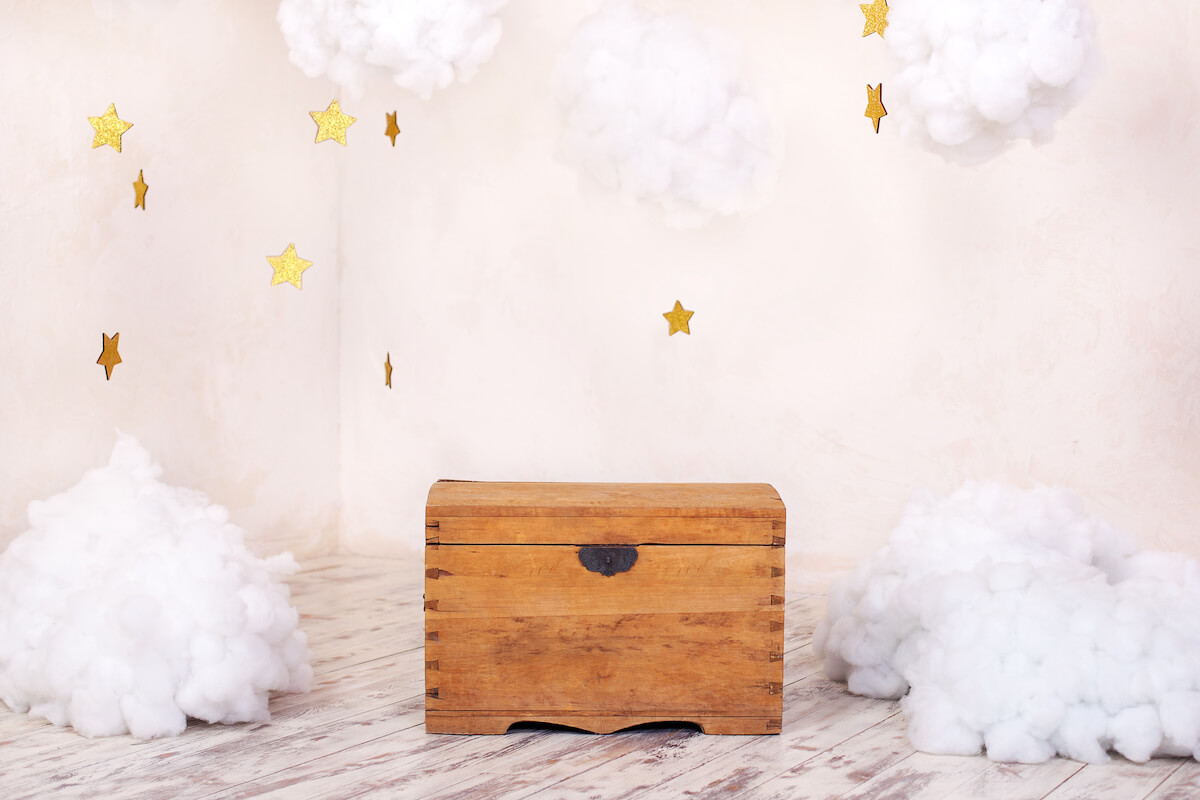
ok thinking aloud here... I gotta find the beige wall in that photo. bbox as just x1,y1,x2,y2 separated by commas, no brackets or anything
0,1,341,557
3,1,1198,589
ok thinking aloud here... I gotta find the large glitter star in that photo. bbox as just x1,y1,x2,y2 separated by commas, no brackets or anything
860,0,889,38
133,169,148,209
267,243,313,289
89,104,133,152
97,332,122,380
385,112,401,147
663,300,694,336
310,100,357,146
865,84,887,133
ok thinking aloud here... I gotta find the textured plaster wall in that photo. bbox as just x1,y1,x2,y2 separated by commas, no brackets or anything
337,0,1200,590
0,1,341,557
2,2,1197,590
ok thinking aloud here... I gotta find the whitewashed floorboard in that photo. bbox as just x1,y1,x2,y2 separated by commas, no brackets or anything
0,555,1196,800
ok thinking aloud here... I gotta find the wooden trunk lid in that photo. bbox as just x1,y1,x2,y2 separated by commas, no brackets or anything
426,481,786,546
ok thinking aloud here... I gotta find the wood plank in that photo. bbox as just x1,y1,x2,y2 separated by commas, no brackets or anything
1146,761,1200,799
1038,759,1184,800
428,611,780,718
433,516,780,545
426,481,785,519
425,544,784,615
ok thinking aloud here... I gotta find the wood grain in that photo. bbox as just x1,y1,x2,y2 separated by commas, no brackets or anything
1,556,1193,800
426,543,783,734
426,481,785,520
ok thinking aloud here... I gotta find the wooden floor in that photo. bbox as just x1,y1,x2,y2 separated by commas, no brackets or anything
3,556,1199,800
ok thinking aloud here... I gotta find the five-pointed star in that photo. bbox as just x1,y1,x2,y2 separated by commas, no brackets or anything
385,353,393,388
860,0,889,38
267,243,313,289
865,83,887,133
97,332,122,380
385,112,401,146
663,300,694,336
89,103,133,152
311,100,357,146
133,169,148,209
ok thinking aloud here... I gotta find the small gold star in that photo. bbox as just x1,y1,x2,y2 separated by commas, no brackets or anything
860,0,889,38
97,332,122,380
267,243,313,289
311,100,356,146
89,103,133,152
385,112,401,146
865,84,887,133
133,170,148,209
663,300,694,336
385,353,393,388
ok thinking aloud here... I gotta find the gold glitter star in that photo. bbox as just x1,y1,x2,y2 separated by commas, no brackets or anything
267,243,312,289
865,83,887,133
97,332,122,380
89,103,133,152
133,169,148,209
311,100,356,146
385,353,393,388
385,112,401,146
663,300,694,336
860,0,889,38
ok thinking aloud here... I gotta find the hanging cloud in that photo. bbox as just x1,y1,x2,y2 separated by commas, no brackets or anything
277,0,507,100
553,1,779,228
815,483,1200,764
887,0,1099,164
0,436,311,739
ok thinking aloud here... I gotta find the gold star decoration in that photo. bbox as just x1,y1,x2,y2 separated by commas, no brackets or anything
310,100,356,146
663,300,694,336
385,112,401,146
860,0,889,38
865,83,887,133
89,103,133,152
133,169,148,209
385,353,393,388
267,243,313,289
97,332,122,380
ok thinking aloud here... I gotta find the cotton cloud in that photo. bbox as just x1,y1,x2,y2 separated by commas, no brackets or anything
554,1,778,228
0,436,311,739
887,0,1099,164
277,0,507,100
816,483,1200,763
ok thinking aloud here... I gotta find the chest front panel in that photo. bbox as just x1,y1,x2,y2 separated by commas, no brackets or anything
424,482,785,735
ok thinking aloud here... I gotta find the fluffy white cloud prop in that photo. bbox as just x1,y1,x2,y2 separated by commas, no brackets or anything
277,0,507,100
0,436,311,739
554,1,778,228
815,483,1200,763
887,0,1099,164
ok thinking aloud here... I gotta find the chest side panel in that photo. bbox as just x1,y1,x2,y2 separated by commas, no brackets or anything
425,543,784,719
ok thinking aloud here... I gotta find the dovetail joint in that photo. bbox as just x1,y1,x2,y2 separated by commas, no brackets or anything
424,599,439,611
770,595,784,606
772,536,785,548
770,652,784,663
768,682,783,695
770,620,784,632
771,567,784,578
425,660,439,671
426,688,439,699
426,630,439,642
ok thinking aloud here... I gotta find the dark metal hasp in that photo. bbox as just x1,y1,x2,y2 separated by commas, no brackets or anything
578,546,638,576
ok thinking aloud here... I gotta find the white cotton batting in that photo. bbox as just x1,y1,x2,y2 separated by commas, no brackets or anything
277,0,507,100
553,0,778,228
886,0,1100,164
815,483,1200,763
0,435,312,739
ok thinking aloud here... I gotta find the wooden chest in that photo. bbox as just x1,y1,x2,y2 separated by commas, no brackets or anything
424,481,785,735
